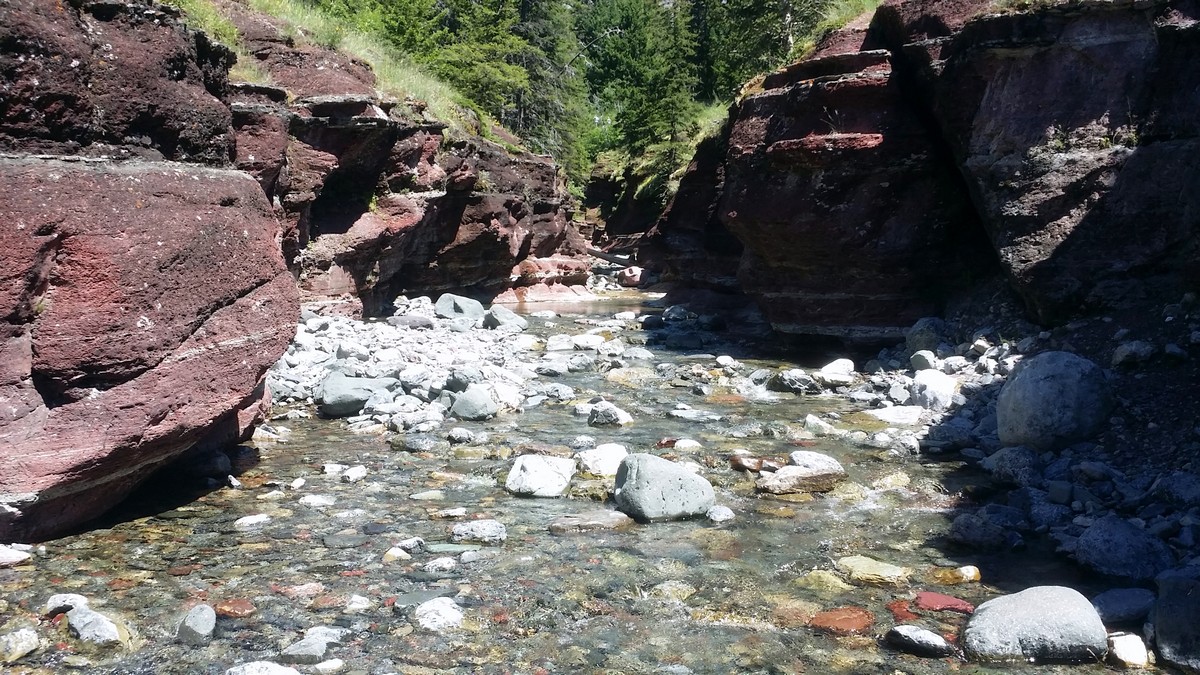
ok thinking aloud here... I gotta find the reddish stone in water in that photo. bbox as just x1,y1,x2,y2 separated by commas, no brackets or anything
214,598,257,619
887,598,919,622
809,607,875,635
915,591,975,614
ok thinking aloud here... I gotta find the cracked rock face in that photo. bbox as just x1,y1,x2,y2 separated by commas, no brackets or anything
0,158,298,541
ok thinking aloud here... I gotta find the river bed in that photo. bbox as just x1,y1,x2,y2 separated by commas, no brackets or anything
0,295,1144,674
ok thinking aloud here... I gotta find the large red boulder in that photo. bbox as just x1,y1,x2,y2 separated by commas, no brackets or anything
0,158,298,541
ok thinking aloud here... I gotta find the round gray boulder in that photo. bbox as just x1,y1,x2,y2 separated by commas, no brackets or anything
448,384,499,421
962,586,1107,663
614,454,714,522
997,351,1113,450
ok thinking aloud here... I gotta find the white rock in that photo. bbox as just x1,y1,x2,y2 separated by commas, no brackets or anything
299,495,336,508
322,463,347,476
576,443,628,477
234,514,271,529
226,661,302,675
382,547,411,563
909,369,957,411
413,597,463,632
341,465,368,482
864,406,925,426
344,595,372,613
1108,632,1149,667
505,455,577,497
0,627,40,663
423,557,458,573
706,505,735,522
451,519,508,544
314,659,346,674
0,544,31,568
673,439,703,451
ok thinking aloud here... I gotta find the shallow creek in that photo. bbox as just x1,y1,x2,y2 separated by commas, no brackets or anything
0,298,1144,674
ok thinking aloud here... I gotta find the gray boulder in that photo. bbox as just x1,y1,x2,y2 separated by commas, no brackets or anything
962,586,1107,663
909,369,957,411
1091,588,1155,624
1074,515,1174,581
979,446,1041,486
434,293,485,321
315,372,395,418
1155,578,1200,673
997,351,1113,450
766,368,819,394
482,305,528,331
449,384,499,421
614,454,714,522
906,317,947,353
279,626,349,665
755,451,846,494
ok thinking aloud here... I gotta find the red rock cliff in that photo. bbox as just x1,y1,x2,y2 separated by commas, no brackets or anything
654,0,1200,340
0,0,299,540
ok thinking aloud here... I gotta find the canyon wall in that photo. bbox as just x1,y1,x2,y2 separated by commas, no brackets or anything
0,0,588,540
654,0,1200,341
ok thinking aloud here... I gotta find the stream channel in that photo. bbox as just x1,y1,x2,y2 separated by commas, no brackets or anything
0,293,1145,674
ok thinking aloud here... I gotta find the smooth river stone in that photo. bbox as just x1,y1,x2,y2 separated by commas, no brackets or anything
548,510,635,534
755,451,846,494
835,555,911,586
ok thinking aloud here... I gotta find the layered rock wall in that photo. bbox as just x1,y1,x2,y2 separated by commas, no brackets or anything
654,0,1200,340
215,0,589,315
0,0,587,539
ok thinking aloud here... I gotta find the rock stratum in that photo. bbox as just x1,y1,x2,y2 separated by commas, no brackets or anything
0,0,588,539
654,0,1200,341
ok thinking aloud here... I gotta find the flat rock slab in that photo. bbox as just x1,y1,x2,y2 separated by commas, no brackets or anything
809,607,874,635
756,451,846,494
548,510,635,534
835,555,911,586
915,591,974,614
962,586,1107,663
864,406,926,426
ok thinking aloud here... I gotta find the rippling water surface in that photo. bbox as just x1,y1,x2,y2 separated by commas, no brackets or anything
0,299,1133,674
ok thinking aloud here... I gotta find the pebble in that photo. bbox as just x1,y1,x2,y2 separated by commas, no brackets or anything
176,603,216,645
413,597,463,631
214,598,257,618
0,628,40,664
280,626,349,665
886,624,954,657
234,514,271,529
706,505,735,522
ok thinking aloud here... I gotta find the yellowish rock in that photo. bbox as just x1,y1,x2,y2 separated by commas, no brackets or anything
793,569,855,594
835,555,911,586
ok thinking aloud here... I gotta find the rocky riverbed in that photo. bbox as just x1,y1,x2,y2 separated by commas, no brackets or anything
1,288,1199,673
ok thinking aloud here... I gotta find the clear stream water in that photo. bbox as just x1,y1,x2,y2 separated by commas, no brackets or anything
0,298,1146,674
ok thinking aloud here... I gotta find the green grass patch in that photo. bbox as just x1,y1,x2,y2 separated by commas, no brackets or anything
244,0,478,133
163,0,240,46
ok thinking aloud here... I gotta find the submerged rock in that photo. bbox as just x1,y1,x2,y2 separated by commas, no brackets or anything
755,451,846,494
886,625,954,657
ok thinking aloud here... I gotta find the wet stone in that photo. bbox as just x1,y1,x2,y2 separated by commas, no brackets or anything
915,591,974,614
835,555,911,586
809,607,874,635
548,510,635,534
1,628,40,664
322,533,370,548
226,662,301,675
451,519,507,544
214,598,257,619
176,603,216,645
886,625,954,657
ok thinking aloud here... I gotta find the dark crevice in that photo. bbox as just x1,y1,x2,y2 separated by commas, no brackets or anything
875,33,1005,307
